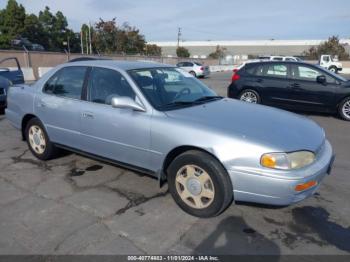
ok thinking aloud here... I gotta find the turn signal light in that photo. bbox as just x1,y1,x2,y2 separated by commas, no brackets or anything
261,154,276,168
295,180,317,192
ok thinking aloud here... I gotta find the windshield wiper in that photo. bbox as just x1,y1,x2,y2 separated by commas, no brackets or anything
161,101,197,108
161,96,223,110
194,96,223,102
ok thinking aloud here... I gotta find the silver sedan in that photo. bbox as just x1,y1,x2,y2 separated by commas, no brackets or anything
6,60,334,217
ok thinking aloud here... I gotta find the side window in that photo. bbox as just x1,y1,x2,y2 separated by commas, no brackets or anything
88,67,135,105
184,62,193,67
245,64,264,76
43,71,60,94
177,62,184,67
43,67,87,99
291,65,336,83
264,64,287,78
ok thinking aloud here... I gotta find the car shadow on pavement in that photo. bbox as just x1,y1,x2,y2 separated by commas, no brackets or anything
292,206,350,252
192,216,280,257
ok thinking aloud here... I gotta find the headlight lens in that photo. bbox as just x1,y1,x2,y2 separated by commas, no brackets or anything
261,151,315,170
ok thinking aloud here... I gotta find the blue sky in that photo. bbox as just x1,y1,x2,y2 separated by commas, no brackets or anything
0,0,349,41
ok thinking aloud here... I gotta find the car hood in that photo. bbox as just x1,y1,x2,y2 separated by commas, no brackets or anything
165,98,325,152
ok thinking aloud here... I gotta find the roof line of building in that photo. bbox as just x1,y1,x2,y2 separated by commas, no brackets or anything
149,39,350,47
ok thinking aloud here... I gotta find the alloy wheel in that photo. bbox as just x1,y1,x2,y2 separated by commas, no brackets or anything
342,100,350,119
240,91,258,103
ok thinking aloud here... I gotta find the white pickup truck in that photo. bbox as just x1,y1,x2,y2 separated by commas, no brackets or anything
319,55,343,73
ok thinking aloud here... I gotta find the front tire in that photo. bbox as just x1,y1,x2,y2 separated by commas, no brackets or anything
239,89,261,104
25,118,58,160
339,97,350,121
167,150,233,218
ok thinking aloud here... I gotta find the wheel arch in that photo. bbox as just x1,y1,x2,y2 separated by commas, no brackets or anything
161,145,228,182
21,114,39,140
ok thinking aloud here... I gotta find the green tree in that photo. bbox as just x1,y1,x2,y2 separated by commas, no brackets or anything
23,14,45,46
303,36,350,60
93,18,119,54
144,44,162,56
93,19,146,54
176,46,190,58
0,0,26,48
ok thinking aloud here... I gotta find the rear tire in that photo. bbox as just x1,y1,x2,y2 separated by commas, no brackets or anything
329,66,338,74
189,71,196,77
25,118,58,160
239,89,261,104
338,97,350,121
167,150,233,218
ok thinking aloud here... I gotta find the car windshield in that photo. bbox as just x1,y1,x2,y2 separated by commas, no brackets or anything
128,67,220,110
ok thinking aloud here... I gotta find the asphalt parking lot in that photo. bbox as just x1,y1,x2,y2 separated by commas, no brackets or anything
0,71,349,256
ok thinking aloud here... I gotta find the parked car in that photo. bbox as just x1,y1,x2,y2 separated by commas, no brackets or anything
319,54,342,73
228,61,350,120
176,61,210,78
11,37,45,51
6,60,334,217
259,55,302,61
0,57,24,109
0,76,11,109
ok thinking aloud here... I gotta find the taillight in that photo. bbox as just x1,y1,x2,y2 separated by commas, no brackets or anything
233,69,238,73
200,67,204,71
232,73,240,82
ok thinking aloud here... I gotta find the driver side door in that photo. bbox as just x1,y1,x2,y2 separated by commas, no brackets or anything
288,64,336,111
79,67,153,170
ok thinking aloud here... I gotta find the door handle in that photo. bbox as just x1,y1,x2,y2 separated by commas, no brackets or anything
256,78,263,83
82,112,94,119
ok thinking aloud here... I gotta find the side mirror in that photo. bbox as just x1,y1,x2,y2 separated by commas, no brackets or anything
111,96,146,112
317,75,326,84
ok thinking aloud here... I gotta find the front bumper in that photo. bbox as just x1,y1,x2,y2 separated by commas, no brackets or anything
228,140,334,206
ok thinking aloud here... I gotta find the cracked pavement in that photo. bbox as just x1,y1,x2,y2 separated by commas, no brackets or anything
0,72,350,255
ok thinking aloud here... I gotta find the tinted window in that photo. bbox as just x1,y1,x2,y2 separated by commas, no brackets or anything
245,64,264,76
44,67,87,99
272,57,283,61
183,62,193,67
88,67,135,105
264,64,287,78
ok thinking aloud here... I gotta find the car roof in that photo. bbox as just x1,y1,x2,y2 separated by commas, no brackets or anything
64,59,174,71
243,60,313,67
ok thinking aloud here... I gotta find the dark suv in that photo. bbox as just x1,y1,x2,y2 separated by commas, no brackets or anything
227,61,350,121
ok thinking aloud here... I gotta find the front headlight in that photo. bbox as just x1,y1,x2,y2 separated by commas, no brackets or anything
261,151,315,170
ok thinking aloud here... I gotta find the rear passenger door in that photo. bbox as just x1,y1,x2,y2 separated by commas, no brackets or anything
35,66,89,149
257,63,293,106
